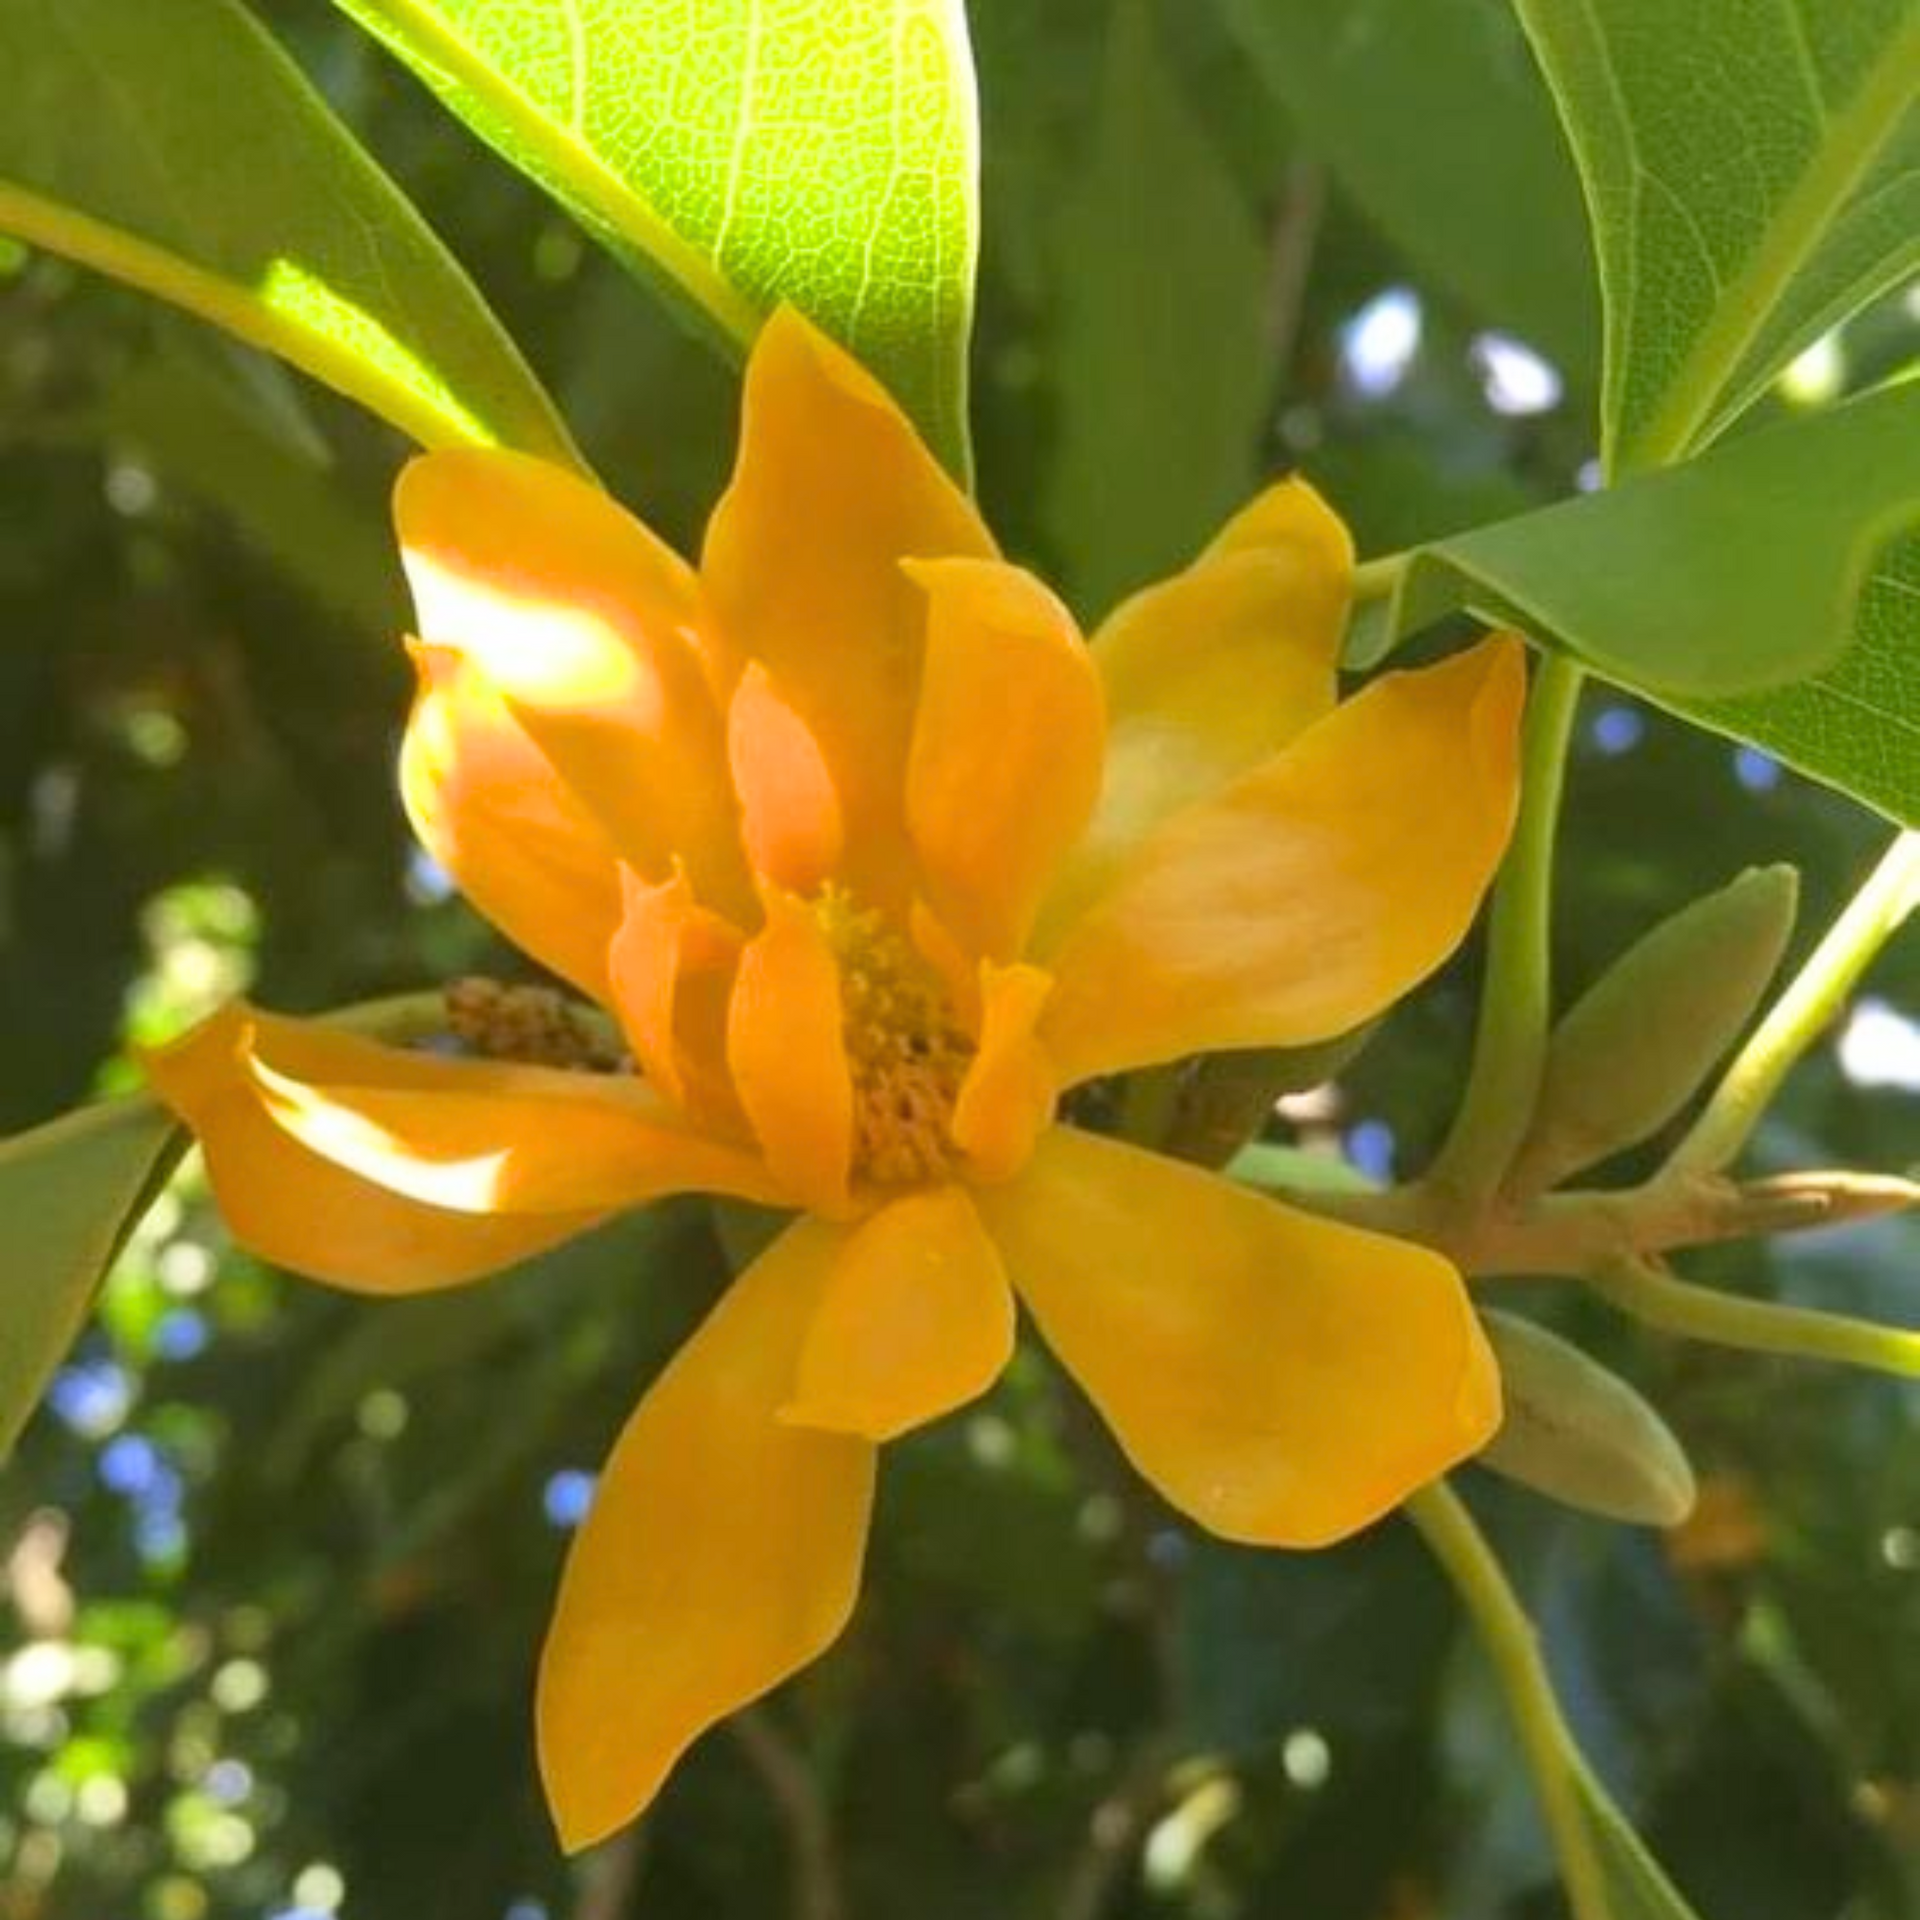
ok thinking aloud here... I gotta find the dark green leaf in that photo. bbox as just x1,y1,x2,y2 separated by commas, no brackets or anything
1515,0,1920,472
0,1098,182,1463
1371,384,1920,700
1044,0,1270,615
329,0,979,472
1219,0,1598,380
1674,529,1920,826
0,0,580,460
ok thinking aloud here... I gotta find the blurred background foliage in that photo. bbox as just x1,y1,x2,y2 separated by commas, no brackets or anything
3,1,1920,1916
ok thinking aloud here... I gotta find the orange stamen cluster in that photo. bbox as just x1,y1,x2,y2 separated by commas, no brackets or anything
810,888,973,1189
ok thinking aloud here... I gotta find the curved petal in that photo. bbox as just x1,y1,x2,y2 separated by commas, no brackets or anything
978,1128,1499,1546
728,661,844,894
538,1217,876,1849
605,865,743,1112
727,890,854,1214
903,560,1104,961
400,642,625,1001
950,964,1058,1183
700,308,996,905
1041,637,1526,1083
782,1186,1014,1442
154,1000,786,1225
1041,481,1351,940
142,1004,604,1292
395,450,751,916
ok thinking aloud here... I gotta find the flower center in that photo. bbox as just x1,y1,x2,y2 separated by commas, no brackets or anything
444,978,626,1071
810,887,974,1189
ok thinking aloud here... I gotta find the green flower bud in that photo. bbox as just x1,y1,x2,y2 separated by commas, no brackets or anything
1511,864,1799,1193
1477,1309,1697,1528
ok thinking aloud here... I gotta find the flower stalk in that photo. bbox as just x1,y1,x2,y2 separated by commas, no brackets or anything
1402,1479,1611,1920
1587,1256,1920,1378
1671,828,1920,1174
1426,653,1586,1213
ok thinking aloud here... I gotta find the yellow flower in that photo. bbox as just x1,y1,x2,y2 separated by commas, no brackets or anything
144,309,1523,1848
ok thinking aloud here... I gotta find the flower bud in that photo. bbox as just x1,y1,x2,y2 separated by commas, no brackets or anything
1477,1309,1697,1527
1511,864,1798,1193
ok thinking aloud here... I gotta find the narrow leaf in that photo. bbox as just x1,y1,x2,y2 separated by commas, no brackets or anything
1045,0,1270,614
329,0,979,472
1369,383,1920,701
0,1099,182,1464
103,350,402,635
0,0,579,462
1515,0,1920,472
1218,0,1597,381
1573,1760,1707,1920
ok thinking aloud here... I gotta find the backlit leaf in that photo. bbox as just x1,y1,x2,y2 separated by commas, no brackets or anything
329,0,979,472
0,1099,182,1464
1515,0,1920,472
0,0,581,461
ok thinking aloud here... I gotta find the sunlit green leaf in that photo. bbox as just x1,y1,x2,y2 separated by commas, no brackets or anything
1515,0,1920,472
1366,382,1920,701
0,1098,181,1464
1218,0,1598,382
0,0,579,462
329,0,979,472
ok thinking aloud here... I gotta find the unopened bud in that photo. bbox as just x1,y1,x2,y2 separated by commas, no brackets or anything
1512,865,1798,1193
1740,1168,1920,1228
1477,1310,1697,1527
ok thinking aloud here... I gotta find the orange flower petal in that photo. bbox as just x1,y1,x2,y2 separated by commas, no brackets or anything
950,964,1058,1184
781,1186,1014,1442
394,449,752,916
978,1127,1500,1546
903,559,1105,961
1042,480,1351,938
538,1217,875,1849
605,864,742,1109
155,1000,786,1224
726,890,853,1213
1041,637,1526,1083
701,309,996,906
142,1004,603,1292
400,642,626,1002
728,661,844,894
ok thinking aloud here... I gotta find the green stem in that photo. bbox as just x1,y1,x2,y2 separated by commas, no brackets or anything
1403,1481,1612,1920
1671,829,1920,1173
1588,1257,1920,1379
1426,653,1586,1211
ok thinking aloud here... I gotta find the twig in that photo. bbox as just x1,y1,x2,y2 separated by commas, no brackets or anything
1056,1738,1177,1920
574,1821,649,1920
730,1705,847,1920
